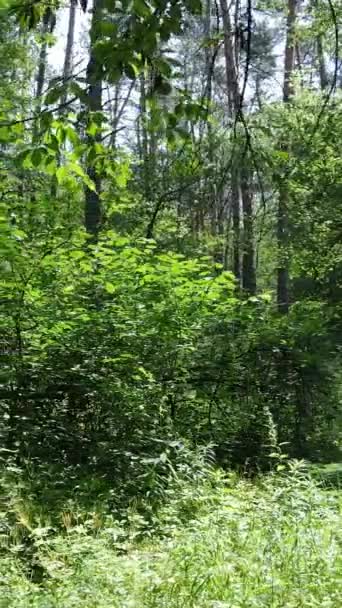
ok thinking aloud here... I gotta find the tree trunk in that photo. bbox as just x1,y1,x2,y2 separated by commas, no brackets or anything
316,35,328,90
35,10,51,101
204,0,219,252
241,167,256,293
231,176,241,282
84,0,103,236
51,0,77,199
33,9,54,142
313,0,328,90
220,0,240,114
203,0,214,116
61,0,77,106
283,0,297,103
139,72,151,200
277,0,297,313
220,0,241,282
220,0,255,292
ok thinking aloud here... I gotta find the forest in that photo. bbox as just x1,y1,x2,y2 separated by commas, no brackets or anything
0,0,341,605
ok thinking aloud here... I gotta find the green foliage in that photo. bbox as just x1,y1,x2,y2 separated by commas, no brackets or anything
1,215,339,475
0,3,341,605
0,0,342,580
0,462,341,607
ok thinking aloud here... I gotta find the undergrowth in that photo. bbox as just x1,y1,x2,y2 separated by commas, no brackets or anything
0,458,341,608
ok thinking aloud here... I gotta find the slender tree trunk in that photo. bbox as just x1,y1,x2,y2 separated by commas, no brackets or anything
35,11,51,101
61,0,77,105
84,0,103,236
255,73,263,110
231,177,241,281
110,82,121,148
220,0,255,292
312,0,328,90
139,72,151,200
283,0,297,103
277,0,297,313
316,35,328,90
33,9,54,143
204,0,219,248
203,0,214,119
52,0,77,200
241,167,256,293
220,0,241,282
220,0,240,113
295,42,303,87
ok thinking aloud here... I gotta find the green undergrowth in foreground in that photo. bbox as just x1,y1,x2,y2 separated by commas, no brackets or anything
0,462,341,608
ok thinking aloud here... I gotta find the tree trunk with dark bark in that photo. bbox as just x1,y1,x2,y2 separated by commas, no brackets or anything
241,167,256,294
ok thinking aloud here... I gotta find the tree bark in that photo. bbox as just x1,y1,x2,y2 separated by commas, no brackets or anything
61,0,77,104
220,0,240,114
33,9,54,142
283,0,297,103
51,0,77,199
277,0,297,313
313,0,329,90
220,0,241,282
241,167,256,294
84,0,103,236
35,10,51,101
139,72,151,200
316,35,328,90
220,0,255,292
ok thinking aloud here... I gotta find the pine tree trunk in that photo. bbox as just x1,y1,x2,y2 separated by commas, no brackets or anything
52,0,77,199
317,35,328,90
84,0,103,236
61,0,77,105
220,0,255,292
231,175,241,282
35,11,51,101
241,167,256,293
220,0,240,113
139,72,151,200
277,0,297,313
283,0,297,103
313,0,328,90
220,0,241,282
33,9,53,143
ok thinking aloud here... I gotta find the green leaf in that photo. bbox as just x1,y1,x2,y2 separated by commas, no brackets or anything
0,126,11,142
105,282,116,294
31,147,45,167
124,63,139,80
70,81,89,104
69,162,97,191
45,85,67,106
186,0,202,15
154,58,172,78
133,0,151,18
86,122,99,138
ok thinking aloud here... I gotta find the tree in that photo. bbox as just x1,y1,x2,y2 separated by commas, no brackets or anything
277,0,297,313
61,0,77,105
219,0,256,292
84,0,103,235
0,0,340,476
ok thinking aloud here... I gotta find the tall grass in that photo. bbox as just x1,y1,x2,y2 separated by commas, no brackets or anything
0,461,341,607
